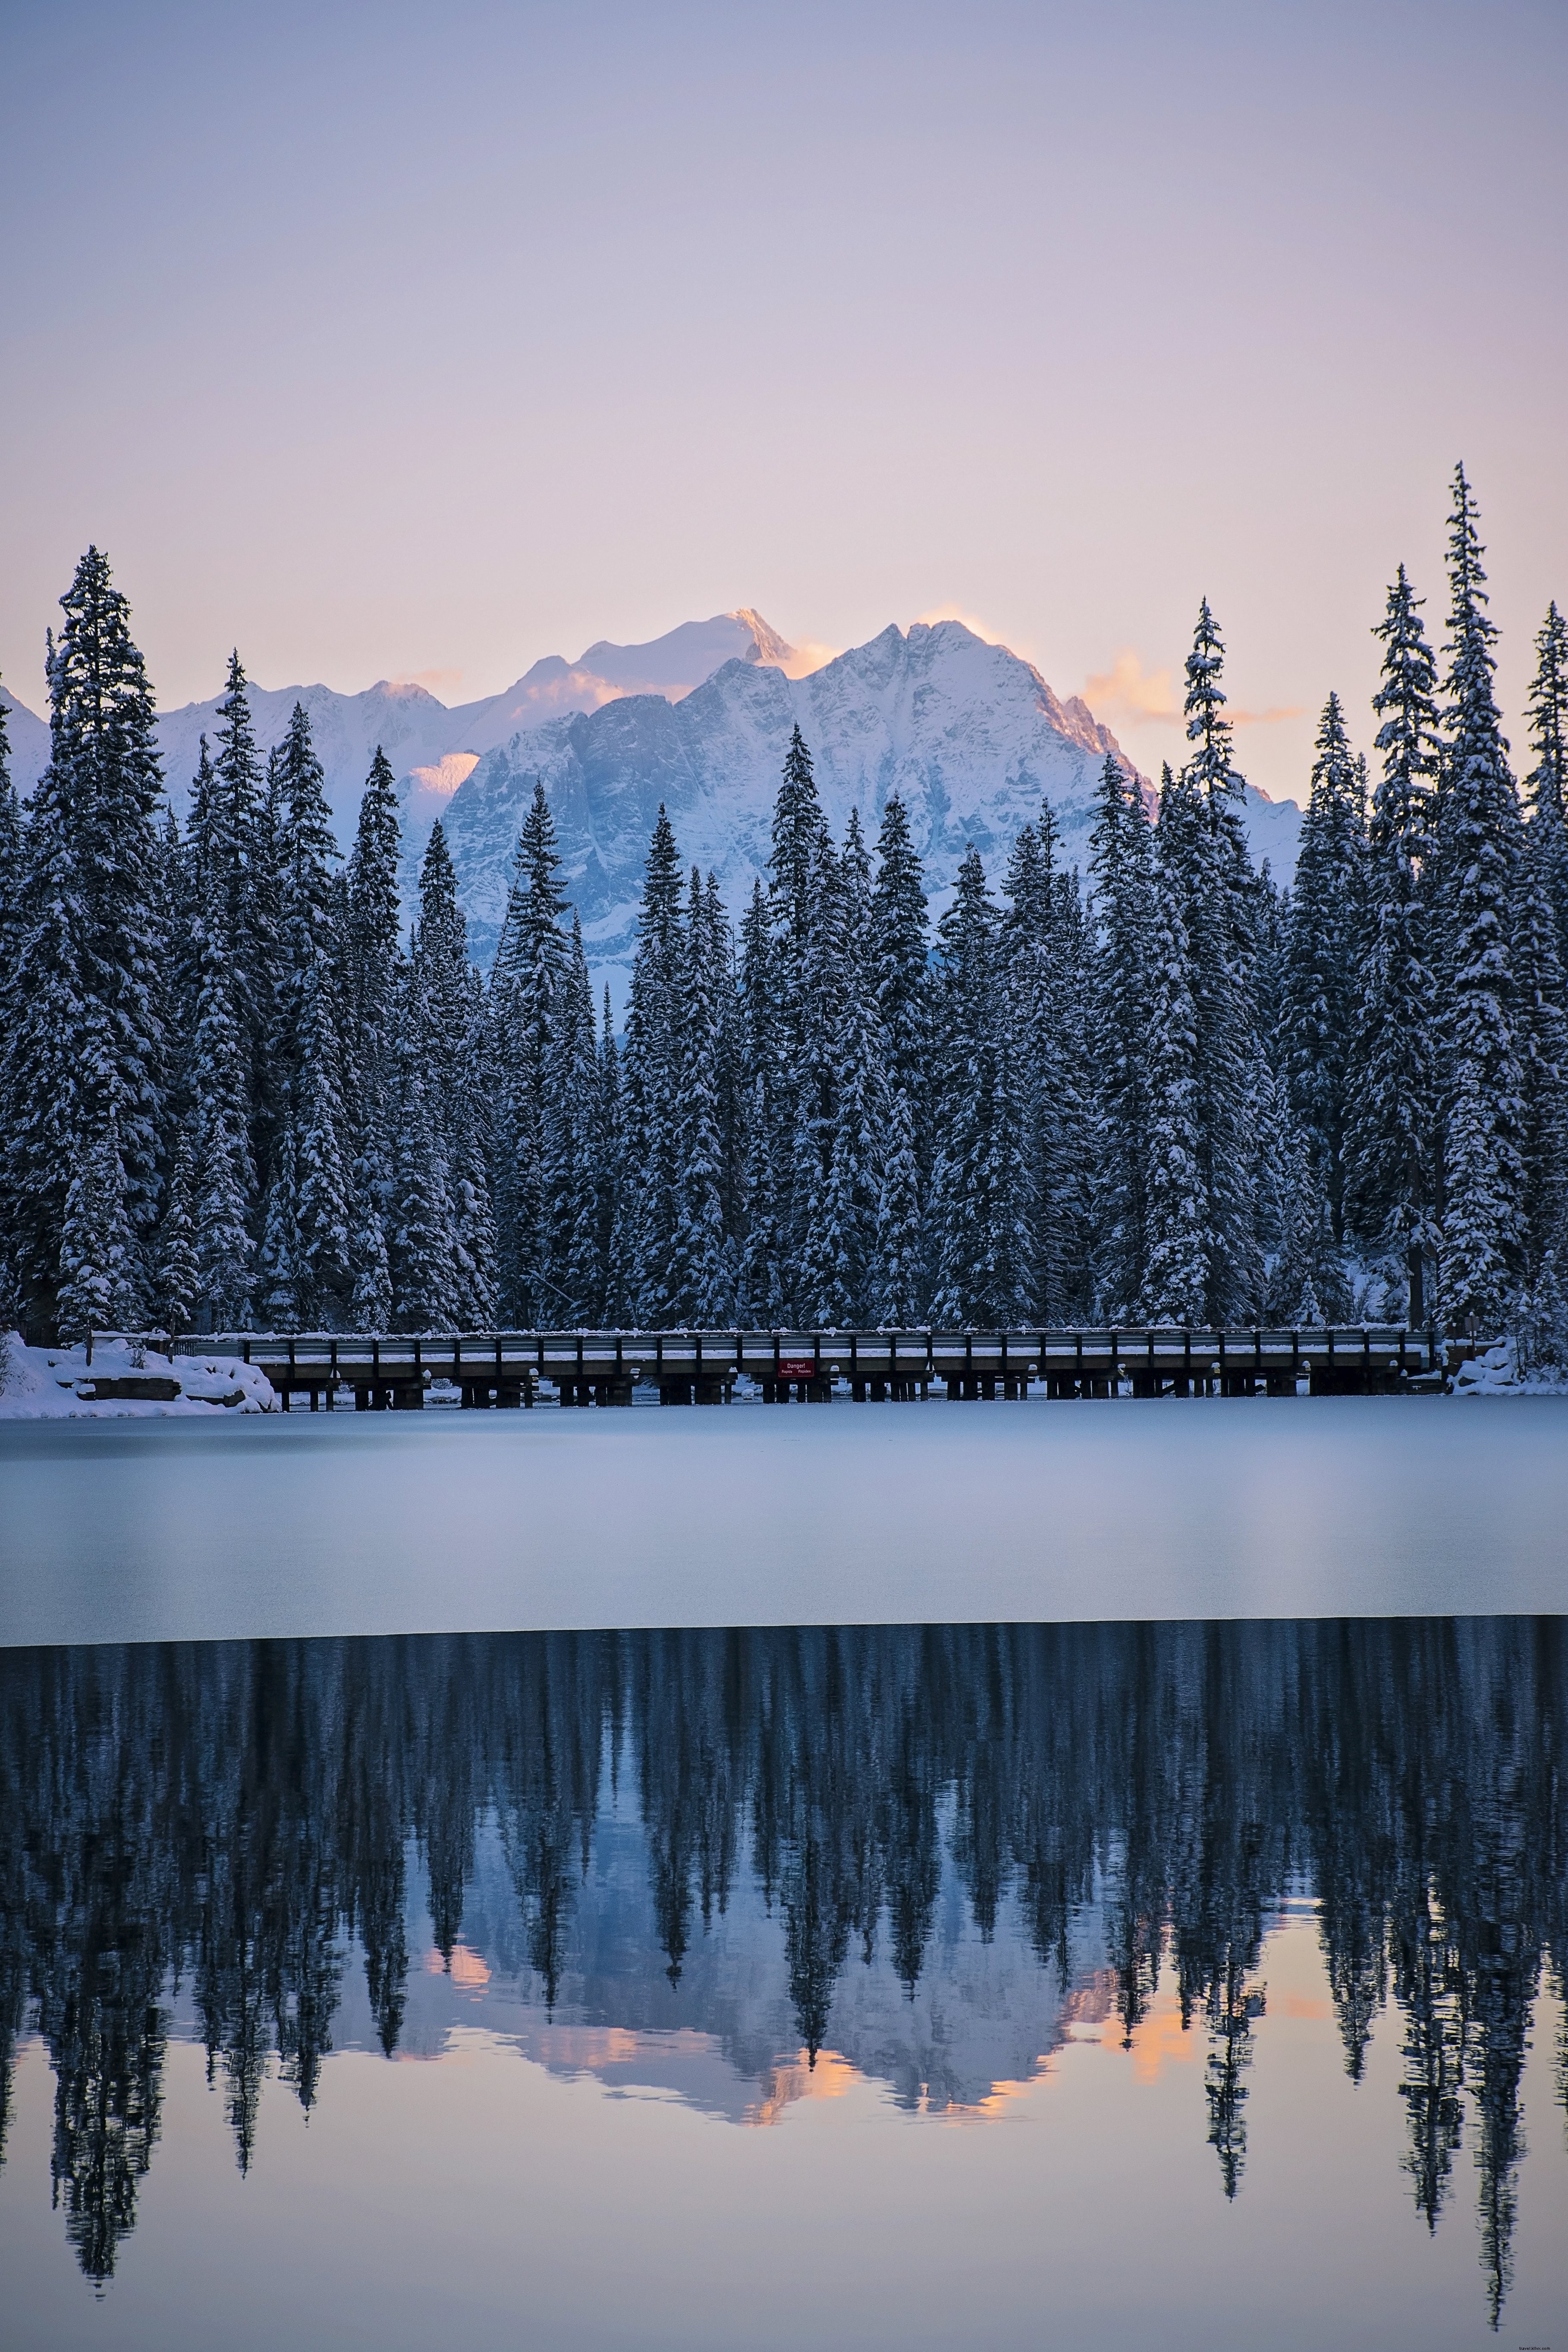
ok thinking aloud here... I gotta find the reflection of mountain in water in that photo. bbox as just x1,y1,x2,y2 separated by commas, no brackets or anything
1,1620,1564,2328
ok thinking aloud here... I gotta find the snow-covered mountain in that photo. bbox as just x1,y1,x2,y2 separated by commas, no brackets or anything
2,614,1302,994
0,686,50,796
438,617,1301,995
146,608,800,832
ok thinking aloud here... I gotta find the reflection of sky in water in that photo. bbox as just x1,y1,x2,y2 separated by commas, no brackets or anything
2,1619,1567,2349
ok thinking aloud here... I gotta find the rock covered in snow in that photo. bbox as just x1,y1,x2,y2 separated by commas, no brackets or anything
0,1334,275,1416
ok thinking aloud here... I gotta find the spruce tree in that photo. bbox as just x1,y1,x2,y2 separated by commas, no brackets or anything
412,823,495,1326
1282,694,1366,1237
872,1086,924,1324
491,782,568,1323
1087,755,1155,1316
612,807,684,1325
56,1114,141,1341
868,796,930,1155
542,915,603,1322
188,884,257,1327
1140,803,1208,1325
1439,467,1526,1330
1344,567,1443,1317
735,881,784,1322
1524,601,1568,965
1,553,167,1332
669,869,731,1323
343,748,404,1326
153,1119,200,1336
928,849,1028,1325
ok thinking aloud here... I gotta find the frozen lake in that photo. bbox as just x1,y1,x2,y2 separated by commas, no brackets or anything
2,1396,1568,1647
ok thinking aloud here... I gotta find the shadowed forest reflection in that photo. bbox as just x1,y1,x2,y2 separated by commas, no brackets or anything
0,1619,1565,2328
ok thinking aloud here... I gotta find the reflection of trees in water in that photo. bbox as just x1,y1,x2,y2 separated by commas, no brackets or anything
0,1620,1564,2322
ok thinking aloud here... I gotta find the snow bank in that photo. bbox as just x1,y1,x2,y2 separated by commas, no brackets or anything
0,1335,275,1418
1449,1340,1568,1397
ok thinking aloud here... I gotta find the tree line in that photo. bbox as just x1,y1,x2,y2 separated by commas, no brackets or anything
2,463,1565,1341
1,1617,1562,2323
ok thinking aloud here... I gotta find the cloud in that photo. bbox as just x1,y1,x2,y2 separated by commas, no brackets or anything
769,637,839,680
390,667,465,693
915,603,1011,646
1084,651,1304,733
1083,650,1179,726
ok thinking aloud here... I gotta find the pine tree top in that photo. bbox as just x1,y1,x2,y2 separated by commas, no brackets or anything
1526,601,1568,817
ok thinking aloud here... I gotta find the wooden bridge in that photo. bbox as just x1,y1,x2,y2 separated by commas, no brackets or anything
184,1327,1449,1409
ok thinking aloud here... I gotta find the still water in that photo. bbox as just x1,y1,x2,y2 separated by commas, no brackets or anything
3,1397,1568,1642
1,1618,1565,2349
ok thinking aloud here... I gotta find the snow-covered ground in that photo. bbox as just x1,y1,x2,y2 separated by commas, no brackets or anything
0,1335,275,1418
1449,1339,1568,1396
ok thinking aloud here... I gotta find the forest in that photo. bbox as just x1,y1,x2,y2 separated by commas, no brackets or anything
2,465,1565,1346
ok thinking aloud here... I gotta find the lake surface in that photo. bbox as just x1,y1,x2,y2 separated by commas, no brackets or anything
3,1404,1567,2346
1,1618,1565,2349
3,1396,1568,1644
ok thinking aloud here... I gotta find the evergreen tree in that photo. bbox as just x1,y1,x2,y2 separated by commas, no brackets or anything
1524,601,1568,966
343,748,404,1325
735,882,784,1322
1169,606,1267,1319
872,1086,924,1324
1344,567,1443,1317
669,870,730,1323
928,849,1029,1325
188,894,257,1328
1,551,166,1331
543,916,603,1322
57,1115,140,1340
613,807,683,1324
1282,695,1365,1237
868,794,931,1160
1140,808,1208,1324
1439,468,1526,1329
152,1119,199,1336
1087,755,1155,1315
412,824,495,1326
491,782,568,1323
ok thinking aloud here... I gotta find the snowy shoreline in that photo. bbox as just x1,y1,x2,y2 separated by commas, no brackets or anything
0,1334,275,1418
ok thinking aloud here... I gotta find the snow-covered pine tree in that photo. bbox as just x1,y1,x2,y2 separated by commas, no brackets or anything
872,1085,924,1324
257,1126,302,1328
669,868,731,1324
735,880,784,1323
767,728,828,1301
188,871,258,1327
1,553,167,1332
868,795,931,1171
832,810,889,1322
263,704,352,1326
389,987,462,1333
1438,467,1527,1331
0,687,18,952
1140,780,1209,1325
928,848,1028,1326
0,749,85,1326
1343,565,1443,1317
490,781,568,1324
1524,601,1568,966
1171,606,1267,1320
542,915,603,1323
1087,754,1155,1316
1282,694,1366,1238
152,1118,199,1336
343,748,404,1324
56,1112,141,1341
412,822,495,1325
611,806,683,1324
594,987,622,1322
1509,840,1568,1286
790,822,853,1324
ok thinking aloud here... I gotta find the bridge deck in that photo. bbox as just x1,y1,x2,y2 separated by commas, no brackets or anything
173,1326,1446,1405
